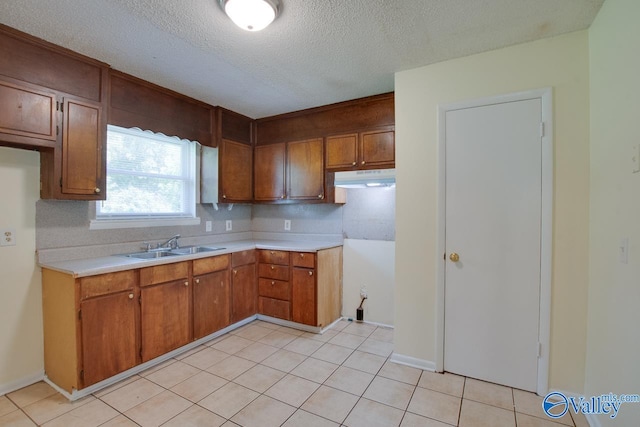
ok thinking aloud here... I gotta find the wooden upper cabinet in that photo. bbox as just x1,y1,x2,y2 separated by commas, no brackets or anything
360,128,395,168
325,134,358,169
326,127,395,171
219,139,253,202
0,77,57,148
288,138,324,200
61,97,104,197
254,142,286,201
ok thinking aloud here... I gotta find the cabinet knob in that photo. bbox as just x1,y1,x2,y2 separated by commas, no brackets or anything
129,293,134,299
271,281,275,285
195,278,200,284
318,194,323,199
271,265,275,270
352,161,356,166
361,161,366,165
94,187,101,194
270,251,274,254
300,253,304,258
184,281,189,287
281,194,285,199
233,269,237,275
309,271,313,276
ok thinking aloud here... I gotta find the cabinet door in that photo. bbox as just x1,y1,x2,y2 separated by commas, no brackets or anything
325,134,358,170
141,280,191,362
0,78,57,147
62,97,105,197
81,291,137,387
292,268,317,326
287,138,324,200
220,139,253,202
231,263,257,323
254,143,286,201
194,270,230,339
360,129,395,168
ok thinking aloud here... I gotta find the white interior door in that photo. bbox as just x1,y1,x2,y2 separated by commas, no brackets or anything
444,98,542,392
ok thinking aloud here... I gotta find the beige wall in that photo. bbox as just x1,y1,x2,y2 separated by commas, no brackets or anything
395,31,590,392
586,0,640,424
0,147,43,392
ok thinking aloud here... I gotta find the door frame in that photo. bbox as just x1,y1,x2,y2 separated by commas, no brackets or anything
435,88,553,396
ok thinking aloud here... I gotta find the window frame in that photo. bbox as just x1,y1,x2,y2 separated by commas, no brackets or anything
90,125,201,230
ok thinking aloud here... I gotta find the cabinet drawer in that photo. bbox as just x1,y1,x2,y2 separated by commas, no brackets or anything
80,270,136,299
258,249,289,265
258,263,289,281
139,261,189,287
291,252,315,268
258,296,290,320
258,278,290,301
232,249,256,267
193,254,230,276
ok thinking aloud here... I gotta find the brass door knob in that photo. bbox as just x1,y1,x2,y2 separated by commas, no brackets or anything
449,253,460,262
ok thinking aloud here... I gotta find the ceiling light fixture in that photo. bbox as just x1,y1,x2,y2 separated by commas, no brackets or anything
218,0,281,32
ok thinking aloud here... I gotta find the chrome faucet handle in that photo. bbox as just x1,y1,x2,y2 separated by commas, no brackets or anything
142,242,152,251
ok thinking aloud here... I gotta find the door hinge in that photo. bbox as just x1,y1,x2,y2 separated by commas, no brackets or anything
60,101,64,113
79,369,84,380
59,178,62,188
56,125,59,136
539,122,545,138
139,348,143,359
78,309,81,320
537,342,542,358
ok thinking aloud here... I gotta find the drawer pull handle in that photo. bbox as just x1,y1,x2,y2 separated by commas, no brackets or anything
300,253,304,258
129,293,134,299
270,251,274,254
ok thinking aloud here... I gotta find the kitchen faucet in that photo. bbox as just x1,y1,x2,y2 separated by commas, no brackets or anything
157,234,180,250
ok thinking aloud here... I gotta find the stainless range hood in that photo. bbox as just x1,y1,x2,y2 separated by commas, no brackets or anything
334,168,396,188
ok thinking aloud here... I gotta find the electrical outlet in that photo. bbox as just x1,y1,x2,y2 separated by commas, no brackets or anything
225,220,232,231
284,219,291,231
205,221,212,232
1,229,16,247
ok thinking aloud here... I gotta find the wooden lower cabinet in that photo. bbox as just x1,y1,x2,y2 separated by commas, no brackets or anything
292,267,316,326
140,279,191,362
41,246,341,393
139,261,191,362
193,269,231,339
81,292,137,387
42,268,138,393
231,250,257,323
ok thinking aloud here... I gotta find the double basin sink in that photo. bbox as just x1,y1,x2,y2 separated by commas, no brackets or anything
119,245,226,260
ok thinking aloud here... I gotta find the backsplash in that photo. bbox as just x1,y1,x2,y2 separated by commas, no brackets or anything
35,187,395,255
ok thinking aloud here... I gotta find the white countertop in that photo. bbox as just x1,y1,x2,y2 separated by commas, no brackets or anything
39,239,342,278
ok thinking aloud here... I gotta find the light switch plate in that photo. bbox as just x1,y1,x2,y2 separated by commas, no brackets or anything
284,219,291,231
205,221,212,232
1,229,16,246
226,220,232,231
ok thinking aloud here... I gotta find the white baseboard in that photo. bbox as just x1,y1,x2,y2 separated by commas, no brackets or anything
0,370,45,396
390,353,436,371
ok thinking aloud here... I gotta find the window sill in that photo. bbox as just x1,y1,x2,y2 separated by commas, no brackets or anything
90,217,201,230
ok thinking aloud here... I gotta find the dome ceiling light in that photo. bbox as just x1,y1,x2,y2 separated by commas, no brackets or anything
218,0,281,32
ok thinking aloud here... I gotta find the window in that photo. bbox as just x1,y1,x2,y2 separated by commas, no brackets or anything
91,125,199,229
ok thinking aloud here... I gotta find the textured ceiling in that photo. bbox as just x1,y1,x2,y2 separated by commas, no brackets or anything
0,0,603,118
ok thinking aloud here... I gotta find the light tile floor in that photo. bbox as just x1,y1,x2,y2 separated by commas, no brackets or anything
1,319,589,427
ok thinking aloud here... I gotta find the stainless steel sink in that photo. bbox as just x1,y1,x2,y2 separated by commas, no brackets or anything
122,250,179,259
170,246,226,255
118,246,226,259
